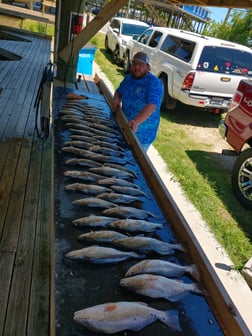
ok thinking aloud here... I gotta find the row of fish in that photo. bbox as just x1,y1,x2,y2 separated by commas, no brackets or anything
58,99,202,335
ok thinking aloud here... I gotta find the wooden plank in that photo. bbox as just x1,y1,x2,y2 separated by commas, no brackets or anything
58,0,129,63
0,140,11,175
0,36,52,138
3,140,42,335
0,252,15,336
0,141,21,241
0,3,55,24
27,140,52,336
43,0,56,8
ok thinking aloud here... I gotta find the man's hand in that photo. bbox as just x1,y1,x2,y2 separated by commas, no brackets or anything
128,119,138,132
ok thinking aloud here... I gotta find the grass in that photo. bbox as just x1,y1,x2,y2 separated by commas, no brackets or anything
90,32,252,270
21,19,54,36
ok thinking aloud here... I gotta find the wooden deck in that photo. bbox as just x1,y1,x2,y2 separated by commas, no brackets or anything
0,28,53,336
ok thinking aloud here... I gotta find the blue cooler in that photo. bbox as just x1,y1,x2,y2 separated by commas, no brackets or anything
77,45,97,75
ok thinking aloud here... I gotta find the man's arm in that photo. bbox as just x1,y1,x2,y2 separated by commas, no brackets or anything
128,103,156,132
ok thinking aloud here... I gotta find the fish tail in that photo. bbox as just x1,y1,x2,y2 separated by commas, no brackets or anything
176,243,186,252
193,282,207,297
188,264,201,282
160,310,182,332
134,253,146,259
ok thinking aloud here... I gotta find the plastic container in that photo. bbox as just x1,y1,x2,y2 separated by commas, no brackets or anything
77,45,97,75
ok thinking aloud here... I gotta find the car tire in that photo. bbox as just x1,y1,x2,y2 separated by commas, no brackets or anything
105,37,109,53
232,148,252,210
113,46,121,65
160,76,176,110
123,51,130,73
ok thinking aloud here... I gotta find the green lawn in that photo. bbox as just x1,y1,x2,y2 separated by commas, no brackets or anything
90,33,252,270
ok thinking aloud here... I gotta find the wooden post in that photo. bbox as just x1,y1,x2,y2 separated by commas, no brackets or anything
58,0,128,64
55,0,85,83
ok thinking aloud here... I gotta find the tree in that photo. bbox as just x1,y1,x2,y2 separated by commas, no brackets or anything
203,9,252,47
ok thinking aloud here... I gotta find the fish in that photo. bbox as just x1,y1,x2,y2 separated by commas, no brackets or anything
59,109,85,118
70,134,97,144
98,177,140,189
89,166,134,179
64,170,106,181
103,206,158,219
125,259,200,281
66,123,121,138
62,146,97,157
61,114,112,133
120,274,205,302
88,145,123,157
63,140,94,150
72,215,118,227
104,162,137,177
65,158,102,168
63,117,120,136
71,135,124,151
93,134,123,144
113,236,184,255
73,197,117,208
62,146,130,164
77,230,127,243
95,140,125,152
83,116,116,127
97,192,139,204
110,185,149,198
73,301,182,333
65,245,144,263
64,183,111,194
108,219,163,233
69,128,97,138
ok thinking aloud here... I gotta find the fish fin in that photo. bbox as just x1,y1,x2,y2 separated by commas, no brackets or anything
189,264,201,282
164,293,186,302
161,310,182,332
147,211,159,219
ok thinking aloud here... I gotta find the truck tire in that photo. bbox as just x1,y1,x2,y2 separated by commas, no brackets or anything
160,76,176,110
105,37,109,53
123,51,130,73
232,148,252,210
113,46,121,65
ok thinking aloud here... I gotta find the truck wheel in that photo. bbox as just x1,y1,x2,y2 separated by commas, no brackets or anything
113,46,121,65
105,37,109,53
160,76,176,110
123,51,130,73
232,148,252,210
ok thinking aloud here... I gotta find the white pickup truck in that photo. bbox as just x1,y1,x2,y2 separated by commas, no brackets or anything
124,27,252,113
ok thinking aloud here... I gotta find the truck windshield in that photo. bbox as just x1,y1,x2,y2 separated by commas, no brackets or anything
122,24,148,36
197,46,252,77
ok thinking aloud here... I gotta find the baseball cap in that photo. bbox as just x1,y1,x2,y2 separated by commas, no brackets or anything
132,52,149,64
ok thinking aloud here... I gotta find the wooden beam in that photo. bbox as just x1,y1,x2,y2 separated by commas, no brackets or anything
58,0,128,63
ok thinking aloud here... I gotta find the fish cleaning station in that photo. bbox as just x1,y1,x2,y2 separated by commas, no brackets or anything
0,0,252,336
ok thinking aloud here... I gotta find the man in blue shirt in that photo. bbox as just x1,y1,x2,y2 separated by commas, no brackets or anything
112,52,163,151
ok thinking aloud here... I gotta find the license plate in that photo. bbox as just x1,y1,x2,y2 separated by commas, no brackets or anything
211,97,224,105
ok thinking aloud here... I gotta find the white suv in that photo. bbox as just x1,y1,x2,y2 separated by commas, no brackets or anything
105,17,149,65
124,27,252,112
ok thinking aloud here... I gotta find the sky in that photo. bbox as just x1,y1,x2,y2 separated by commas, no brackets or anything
208,7,228,22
